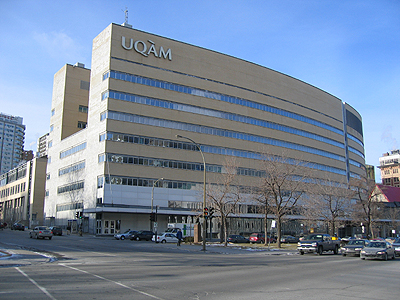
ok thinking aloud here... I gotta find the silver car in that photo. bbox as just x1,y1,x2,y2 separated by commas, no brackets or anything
360,241,395,260
341,239,369,256
392,238,400,257
114,230,137,240
29,226,53,240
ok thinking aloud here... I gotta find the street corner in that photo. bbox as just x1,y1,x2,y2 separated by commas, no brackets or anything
0,247,55,268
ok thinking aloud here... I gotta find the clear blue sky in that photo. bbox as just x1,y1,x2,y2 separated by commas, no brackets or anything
1,1,399,181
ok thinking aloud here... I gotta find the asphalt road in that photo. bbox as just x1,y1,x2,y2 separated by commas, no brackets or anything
1,229,399,300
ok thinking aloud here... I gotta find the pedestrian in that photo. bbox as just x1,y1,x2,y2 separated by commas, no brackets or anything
176,228,183,246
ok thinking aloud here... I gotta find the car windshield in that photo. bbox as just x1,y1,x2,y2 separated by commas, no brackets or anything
38,227,48,230
347,240,366,246
305,234,323,240
369,242,386,248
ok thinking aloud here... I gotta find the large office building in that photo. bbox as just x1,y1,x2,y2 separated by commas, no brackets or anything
0,113,25,175
44,23,365,235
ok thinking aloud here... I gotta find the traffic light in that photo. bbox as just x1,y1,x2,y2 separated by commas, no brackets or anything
204,207,209,219
209,207,214,219
150,212,156,222
75,212,79,218
79,212,83,219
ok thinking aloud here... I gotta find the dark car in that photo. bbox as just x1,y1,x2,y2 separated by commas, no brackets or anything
49,226,63,236
392,238,400,257
227,235,249,243
11,223,25,231
280,235,299,243
341,239,369,256
130,230,154,241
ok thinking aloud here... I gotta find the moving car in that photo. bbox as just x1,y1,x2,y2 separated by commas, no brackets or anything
29,226,53,239
360,241,395,260
49,226,63,236
227,235,249,243
11,223,25,231
391,238,400,257
152,232,178,243
114,230,137,240
130,230,154,241
341,239,369,256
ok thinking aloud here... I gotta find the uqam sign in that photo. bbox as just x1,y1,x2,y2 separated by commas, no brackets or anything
121,36,172,61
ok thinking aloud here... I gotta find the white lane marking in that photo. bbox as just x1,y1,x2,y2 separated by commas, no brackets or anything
15,267,57,300
59,263,165,300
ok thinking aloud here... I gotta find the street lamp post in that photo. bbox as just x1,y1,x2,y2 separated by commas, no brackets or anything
176,134,207,251
151,177,163,242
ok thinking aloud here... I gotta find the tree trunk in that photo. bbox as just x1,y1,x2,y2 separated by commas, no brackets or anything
264,212,268,246
223,215,228,247
277,215,282,248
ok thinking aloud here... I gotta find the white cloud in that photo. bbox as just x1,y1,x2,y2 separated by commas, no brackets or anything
33,31,83,61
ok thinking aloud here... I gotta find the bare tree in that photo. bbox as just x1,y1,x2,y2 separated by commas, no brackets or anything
303,177,352,237
254,187,273,246
206,157,241,246
350,178,381,238
258,152,314,248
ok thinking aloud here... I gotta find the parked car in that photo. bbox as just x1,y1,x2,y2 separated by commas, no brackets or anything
392,238,400,257
249,233,275,244
130,230,154,241
227,235,249,243
341,239,369,256
249,233,264,243
152,232,178,243
114,230,137,240
29,226,53,239
49,226,63,236
360,241,395,260
11,223,25,231
280,235,299,243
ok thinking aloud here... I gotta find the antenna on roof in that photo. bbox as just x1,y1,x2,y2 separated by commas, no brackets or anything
121,7,132,28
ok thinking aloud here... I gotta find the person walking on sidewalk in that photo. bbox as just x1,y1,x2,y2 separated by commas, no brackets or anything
176,228,183,246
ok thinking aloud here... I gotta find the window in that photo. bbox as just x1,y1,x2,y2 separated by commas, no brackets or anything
78,121,87,129
51,109,55,116
79,105,88,113
80,80,90,91
50,125,54,132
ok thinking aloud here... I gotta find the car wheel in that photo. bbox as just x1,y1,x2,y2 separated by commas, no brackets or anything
342,253,346,257
333,245,339,255
300,251,304,255
161,240,166,243
121,236,125,240
361,257,365,260
318,246,323,255
49,236,52,240
392,254,395,260
36,234,39,239
384,254,388,261
136,237,140,241
29,234,32,238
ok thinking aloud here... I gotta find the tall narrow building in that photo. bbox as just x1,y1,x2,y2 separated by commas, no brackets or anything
0,113,25,174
